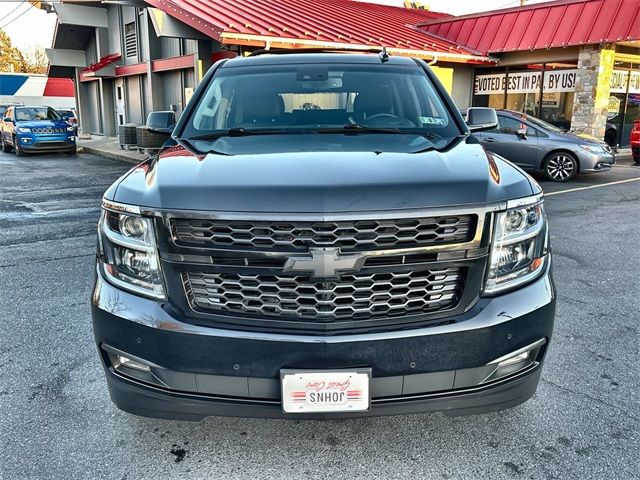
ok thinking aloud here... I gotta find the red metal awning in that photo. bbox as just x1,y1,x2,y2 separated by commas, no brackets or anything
144,0,495,63
84,53,121,73
417,0,640,55
80,53,122,81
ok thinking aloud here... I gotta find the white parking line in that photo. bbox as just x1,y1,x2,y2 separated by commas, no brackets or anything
545,177,640,196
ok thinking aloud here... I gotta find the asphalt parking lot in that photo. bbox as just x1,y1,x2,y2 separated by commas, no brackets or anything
0,151,638,480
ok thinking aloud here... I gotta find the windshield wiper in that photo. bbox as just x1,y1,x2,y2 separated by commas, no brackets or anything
312,124,447,143
186,124,445,143
187,127,292,141
322,124,403,134
311,124,418,135
411,134,467,154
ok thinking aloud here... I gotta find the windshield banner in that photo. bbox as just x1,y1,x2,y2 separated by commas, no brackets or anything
474,70,578,95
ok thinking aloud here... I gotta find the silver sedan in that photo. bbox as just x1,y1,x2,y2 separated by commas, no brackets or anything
473,110,615,182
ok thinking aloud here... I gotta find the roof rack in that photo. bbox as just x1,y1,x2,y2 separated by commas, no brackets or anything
248,47,386,57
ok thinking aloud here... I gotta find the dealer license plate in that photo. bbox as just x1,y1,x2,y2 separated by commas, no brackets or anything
281,369,370,413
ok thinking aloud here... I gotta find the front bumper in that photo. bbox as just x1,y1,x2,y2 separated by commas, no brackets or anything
577,150,615,173
92,263,556,420
18,133,75,152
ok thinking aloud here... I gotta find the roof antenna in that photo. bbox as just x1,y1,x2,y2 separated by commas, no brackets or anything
379,46,389,63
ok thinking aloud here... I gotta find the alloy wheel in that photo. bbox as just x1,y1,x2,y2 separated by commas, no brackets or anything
546,154,576,182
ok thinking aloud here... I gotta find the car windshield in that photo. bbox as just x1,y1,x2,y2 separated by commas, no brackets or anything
58,110,74,117
15,107,60,122
522,113,565,133
180,62,462,153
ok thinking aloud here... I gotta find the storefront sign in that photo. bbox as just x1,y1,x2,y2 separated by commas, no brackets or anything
610,70,640,94
607,96,621,120
474,70,578,95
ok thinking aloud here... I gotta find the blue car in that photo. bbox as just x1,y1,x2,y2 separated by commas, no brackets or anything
1,105,76,156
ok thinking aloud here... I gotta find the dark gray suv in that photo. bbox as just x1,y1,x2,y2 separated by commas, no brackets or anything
92,52,555,420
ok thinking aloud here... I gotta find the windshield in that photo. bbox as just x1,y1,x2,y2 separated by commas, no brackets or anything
15,107,60,122
523,113,565,133
180,63,461,153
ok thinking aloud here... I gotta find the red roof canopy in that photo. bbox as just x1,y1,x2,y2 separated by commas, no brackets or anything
418,0,640,55
145,0,494,62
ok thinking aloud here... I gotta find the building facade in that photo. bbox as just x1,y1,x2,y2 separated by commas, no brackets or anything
46,0,640,146
47,2,226,137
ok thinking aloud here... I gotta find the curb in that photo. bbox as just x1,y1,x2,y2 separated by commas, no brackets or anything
78,145,147,164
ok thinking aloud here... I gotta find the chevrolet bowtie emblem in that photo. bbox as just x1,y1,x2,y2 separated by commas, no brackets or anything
283,247,367,280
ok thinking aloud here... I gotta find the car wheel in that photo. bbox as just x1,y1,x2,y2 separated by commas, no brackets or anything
1,136,11,153
67,149,77,156
604,129,616,147
544,153,578,182
14,137,24,157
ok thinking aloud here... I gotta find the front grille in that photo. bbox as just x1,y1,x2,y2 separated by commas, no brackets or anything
172,215,476,251
32,127,66,134
183,267,465,322
34,141,67,148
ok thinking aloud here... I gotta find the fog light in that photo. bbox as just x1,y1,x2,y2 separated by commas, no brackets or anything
115,354,150,372
483,338,546,383
497,351,529,368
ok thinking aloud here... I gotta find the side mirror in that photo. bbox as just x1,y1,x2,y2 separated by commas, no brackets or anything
3,117,12,123
516,128,528,139
465,107,498,133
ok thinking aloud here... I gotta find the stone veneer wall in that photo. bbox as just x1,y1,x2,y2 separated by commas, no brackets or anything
571,44,615,139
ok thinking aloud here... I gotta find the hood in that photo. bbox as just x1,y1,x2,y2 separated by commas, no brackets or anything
560,131,607,145
16,120,69,129
109,142,535,213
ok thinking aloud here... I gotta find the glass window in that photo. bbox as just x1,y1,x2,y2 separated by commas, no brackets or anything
187,64,458,137
505,91,541,117
14,107,60,121
622,92,640,146
609,64,640,146
497,115,525,133
474,67,577,129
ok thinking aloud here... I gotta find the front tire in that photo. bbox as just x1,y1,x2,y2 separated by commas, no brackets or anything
14,137,25,157
544,152,578,182
1,136,11,153
604,129,616,148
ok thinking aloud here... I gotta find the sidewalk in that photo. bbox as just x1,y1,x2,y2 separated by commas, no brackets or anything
77,136,148,164
614,147,635,165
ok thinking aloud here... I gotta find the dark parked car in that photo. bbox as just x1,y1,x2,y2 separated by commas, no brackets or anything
92,52,555,420
57,109,78,132
469,109,615,182
1,105,76,156
605,122,617,148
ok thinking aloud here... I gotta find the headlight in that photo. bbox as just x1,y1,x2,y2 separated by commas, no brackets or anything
579,144,607,154
67,126,74,132
484,194,549,294
17,127,31,133
97,200,165,299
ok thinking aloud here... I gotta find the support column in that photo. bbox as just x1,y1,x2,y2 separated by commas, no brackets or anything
571,44,615,138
